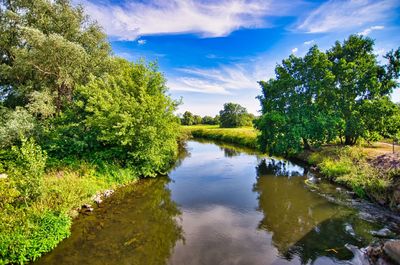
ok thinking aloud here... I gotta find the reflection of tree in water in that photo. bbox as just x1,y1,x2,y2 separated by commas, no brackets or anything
286,216,376,264
172,141,191,169
253,159,374,264
36,177,183,265
220,147,241,157
256,158,304,177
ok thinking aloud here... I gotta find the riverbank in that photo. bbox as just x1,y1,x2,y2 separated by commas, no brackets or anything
0,157,140,264
182,125,400,211
181,125,258,149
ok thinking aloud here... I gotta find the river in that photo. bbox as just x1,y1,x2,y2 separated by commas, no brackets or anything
35,140,392,265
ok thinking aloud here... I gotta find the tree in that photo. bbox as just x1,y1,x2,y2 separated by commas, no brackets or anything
219,102,250,128
181,111,194,125
255,46,338,155
202,116,215,125
47,59,180,176
0,0,111,111
193,115,202,125
327,35,399,145
256,35,400,156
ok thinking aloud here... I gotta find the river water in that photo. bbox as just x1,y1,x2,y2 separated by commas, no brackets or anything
35,140,390,265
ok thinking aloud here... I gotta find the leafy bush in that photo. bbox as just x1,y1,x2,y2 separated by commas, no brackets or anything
8,138,47,204
0,210,71,264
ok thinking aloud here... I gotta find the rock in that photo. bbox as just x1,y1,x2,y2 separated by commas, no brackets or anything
0,173,8,179
103,189,114,198
384,240,400,264
345,244,370,265
92,194,103,205
336,187,342,191
81,204,94,213
366,244,384,263
345,223,356,236
372,228,395,238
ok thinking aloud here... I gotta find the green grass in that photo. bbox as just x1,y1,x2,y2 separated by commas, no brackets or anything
181,125,258,149
0,159,139,264
300,146,392,203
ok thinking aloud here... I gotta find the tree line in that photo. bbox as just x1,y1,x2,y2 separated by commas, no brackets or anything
181,102,255,127
255,35,400,156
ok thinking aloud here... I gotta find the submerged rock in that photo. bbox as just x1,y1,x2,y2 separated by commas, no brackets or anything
384,240,400,265
372,228,395,238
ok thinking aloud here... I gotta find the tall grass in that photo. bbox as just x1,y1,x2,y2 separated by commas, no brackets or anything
182,125,258,149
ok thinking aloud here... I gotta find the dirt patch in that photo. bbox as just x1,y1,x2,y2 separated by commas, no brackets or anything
371,153,400,171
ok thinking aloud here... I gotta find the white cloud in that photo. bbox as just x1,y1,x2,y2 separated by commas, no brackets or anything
358,25,385,36
303,40,315,45
297,0,398,33
168,64,259,95
78,0,301,40
137,39,146,45
291,47,298,54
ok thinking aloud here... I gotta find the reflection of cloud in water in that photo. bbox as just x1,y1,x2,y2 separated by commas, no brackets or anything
169,205,301,265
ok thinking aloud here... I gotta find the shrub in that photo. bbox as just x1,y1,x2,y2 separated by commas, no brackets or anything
9,138,47,204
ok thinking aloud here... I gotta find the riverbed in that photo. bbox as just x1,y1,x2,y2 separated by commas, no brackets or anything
34,140,395,265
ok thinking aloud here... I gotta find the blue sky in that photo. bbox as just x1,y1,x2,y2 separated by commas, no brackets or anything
76,0,400,116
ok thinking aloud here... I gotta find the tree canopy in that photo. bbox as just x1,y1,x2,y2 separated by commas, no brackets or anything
256,35,400,156
219,102,253,128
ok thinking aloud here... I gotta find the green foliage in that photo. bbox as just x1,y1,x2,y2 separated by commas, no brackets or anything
219,102,252,128
75,59,180,176
183,125,258,149
0,0,111,110
256,35,400,156
181,111,194,125
9,138,47,204
201,115,215,125
0,107,36,148
193,115,202,125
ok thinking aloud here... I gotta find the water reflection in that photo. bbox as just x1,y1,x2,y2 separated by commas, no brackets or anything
35,177,183,265
34,141,384,265
254,158,378,264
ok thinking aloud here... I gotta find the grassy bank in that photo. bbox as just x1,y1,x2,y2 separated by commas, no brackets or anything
183,125,400,209
0,141,142,264
181,125,258,149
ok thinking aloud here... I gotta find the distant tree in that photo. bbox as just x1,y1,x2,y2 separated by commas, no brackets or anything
202,116,215,125
181,111,194,125
193,115,202,125
214,115,220,125
219,103,250,128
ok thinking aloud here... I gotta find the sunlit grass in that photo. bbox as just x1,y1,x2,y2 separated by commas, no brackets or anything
181,125,258,148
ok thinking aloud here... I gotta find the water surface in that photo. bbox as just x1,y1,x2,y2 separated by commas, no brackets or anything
35,140,385,265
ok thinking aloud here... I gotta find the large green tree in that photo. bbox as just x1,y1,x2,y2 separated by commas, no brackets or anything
219,102,251,128
256,35,400,156
256,46,339,155
327,35,399,144
0,0,111,110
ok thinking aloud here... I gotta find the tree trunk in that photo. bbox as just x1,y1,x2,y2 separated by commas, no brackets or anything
303,138,311,150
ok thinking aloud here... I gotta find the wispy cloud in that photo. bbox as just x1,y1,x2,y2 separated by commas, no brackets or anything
78,0,303,40
291,47,298,54
303,40,315,45
358,25,385,36
168,64,258,94
297,0,399,33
